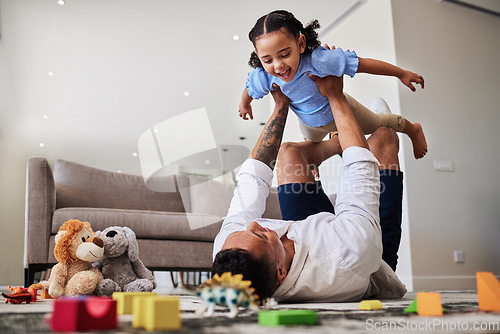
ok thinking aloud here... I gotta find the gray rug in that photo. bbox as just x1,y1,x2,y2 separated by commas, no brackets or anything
1,291,499,333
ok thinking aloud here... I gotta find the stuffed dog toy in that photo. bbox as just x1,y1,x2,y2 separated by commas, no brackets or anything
31,219,104,297
94,226,156,296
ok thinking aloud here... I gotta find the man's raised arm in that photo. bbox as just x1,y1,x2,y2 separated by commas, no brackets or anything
211,84,290,259
308,74,368,152
250,84,290,169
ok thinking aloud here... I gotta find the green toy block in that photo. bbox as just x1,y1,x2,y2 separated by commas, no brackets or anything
404,298,417,313
258,310,318,326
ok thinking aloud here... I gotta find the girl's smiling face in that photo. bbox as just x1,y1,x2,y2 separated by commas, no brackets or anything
254,29,306,82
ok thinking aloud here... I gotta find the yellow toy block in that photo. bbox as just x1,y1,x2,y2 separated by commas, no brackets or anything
132,296,181,331
359,300,383,310
476,272,500,311
132,295,157,329
112,292,156,314
417,292,443,317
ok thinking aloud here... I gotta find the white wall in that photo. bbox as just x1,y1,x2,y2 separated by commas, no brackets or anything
392,0,500,289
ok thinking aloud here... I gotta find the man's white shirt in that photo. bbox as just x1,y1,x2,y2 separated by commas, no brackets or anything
213,146,406,302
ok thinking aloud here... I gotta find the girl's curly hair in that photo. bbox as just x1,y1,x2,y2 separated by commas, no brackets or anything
248,10,321,69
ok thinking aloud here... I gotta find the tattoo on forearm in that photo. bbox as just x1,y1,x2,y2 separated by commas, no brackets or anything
254,107,288,169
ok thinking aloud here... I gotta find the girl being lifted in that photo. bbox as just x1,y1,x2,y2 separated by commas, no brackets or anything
239,10,427,159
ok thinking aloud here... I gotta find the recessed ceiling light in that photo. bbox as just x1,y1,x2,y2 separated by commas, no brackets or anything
117,170,122,173
184,91,190,97
58,0,65,5
48,72,54,76
153,128,159,133
39,143,45,147
132,152,138,157
233,35,240,41
205,160,210,165
43,115,49,120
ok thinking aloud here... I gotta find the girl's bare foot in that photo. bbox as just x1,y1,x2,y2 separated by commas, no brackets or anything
409,123,427,159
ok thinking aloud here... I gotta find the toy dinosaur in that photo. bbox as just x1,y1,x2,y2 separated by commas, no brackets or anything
2,286,37,304
195,272,260,318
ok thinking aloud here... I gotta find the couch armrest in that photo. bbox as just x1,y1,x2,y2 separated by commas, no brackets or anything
24,157,56,268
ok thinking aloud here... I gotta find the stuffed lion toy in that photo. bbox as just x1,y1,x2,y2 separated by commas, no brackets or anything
31,219,104,298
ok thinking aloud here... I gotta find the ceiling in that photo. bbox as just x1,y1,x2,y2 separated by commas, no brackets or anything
1,0,362,179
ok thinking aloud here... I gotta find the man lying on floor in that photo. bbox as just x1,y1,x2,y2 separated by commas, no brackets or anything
211,75,407,303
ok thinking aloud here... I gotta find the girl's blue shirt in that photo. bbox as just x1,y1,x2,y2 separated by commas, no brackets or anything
246,46,359,127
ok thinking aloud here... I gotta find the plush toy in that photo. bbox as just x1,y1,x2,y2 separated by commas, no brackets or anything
30,219,104,298
93,226,156,296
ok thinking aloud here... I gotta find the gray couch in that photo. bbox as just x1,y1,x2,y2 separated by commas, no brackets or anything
24,157,282,287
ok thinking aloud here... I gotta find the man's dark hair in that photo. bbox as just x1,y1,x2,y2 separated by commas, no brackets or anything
248,10,321,69
211,248,277,302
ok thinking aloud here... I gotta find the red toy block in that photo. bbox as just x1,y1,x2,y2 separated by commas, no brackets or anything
49,296,117,332
477,272,500,311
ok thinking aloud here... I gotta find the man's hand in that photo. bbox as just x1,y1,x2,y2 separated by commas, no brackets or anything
323,43,336,50
308,73,368,150
270,83,290,108
307,74,345,101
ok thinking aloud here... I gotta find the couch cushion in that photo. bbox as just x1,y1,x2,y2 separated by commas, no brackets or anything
52,208,223,242
188,174,282,219
54,159,188,212
48,237,214,269
188,175,234,217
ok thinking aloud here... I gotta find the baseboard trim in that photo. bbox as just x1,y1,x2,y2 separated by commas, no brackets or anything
412,274,500,291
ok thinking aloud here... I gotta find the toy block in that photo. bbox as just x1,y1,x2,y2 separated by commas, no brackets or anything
258,310,318,326
417,292,443,317
50,296,117,332
132,295,157,329
476,272,500,311
404,297,417,313
359,300,383,310
405,295,446,314
41,289,53,299
132,296,181,331
112,291,156,314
